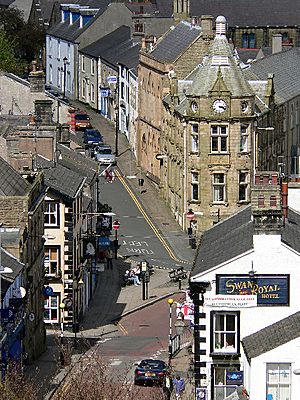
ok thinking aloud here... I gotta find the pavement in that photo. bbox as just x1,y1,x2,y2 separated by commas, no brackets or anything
25,108,196,399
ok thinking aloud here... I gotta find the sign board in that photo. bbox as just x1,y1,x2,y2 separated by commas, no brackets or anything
217,274,289,305
176,302,194,321
43,286,53,297
83,238,96,258
226,371,244,386
98,236,110,247
196,388,206,400
96,215,112,233
1,308,14,325
100,88,110,97
107,75,117,84
204,295,257,308
112,220,120,230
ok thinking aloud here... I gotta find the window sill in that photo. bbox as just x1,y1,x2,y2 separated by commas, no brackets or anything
211,202,228,206
210,351,241,358
209,152,229,155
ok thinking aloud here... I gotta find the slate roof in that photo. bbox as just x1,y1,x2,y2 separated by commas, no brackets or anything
36,156,85,200
191,205,300,278
149,20,202,63
189,0,300,26
125,0,173,17
117,42,141,74
242,311,300,361
185,33,254,98
191,206,253,278
79,26,131,59
0,247,24,299
47,0,111,42
242,48,300,105
9,0,32,22
282,208,300,254
57,143,97,185
0,157,30,196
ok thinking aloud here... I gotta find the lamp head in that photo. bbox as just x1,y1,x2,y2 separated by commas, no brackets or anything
167,298,174,305
78,278,84,285
59,302,65,309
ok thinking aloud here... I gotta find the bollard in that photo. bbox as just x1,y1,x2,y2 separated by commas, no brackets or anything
178,278,182,290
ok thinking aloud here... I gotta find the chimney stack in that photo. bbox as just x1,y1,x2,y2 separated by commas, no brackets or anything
200,15,214,36
29,61,45,93
272,34,282,54
34,99,53,126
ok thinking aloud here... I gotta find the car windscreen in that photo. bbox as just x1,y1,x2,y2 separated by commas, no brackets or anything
87,131,101,137
98,149,112,154
139,360,165,369
75,114,89,120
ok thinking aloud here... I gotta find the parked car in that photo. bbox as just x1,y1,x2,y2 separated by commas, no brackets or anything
75,111,92,131
94,145,116,165
83,129,103,147
134,359,168,386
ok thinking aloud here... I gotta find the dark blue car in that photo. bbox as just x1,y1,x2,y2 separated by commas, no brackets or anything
83,129,103,147
134,359,168,386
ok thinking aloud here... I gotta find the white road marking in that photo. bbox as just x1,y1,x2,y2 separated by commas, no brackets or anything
96,338,112,344
110,359,123,366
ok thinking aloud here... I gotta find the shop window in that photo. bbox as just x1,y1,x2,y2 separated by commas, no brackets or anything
45,201,60,227
214,366,240,400
211,125,228,153
267,363,291,400
44,294,59,323
212,311,239,353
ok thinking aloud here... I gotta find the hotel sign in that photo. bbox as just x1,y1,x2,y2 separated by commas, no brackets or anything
216,275,289,305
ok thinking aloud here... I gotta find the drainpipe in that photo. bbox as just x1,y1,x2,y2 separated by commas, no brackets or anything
183,121,187,230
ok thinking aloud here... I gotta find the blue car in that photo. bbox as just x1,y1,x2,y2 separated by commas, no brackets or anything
83,129,103,147
134,359,168,386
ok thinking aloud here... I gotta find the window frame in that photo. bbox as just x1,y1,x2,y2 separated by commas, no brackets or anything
213,364,241,399
91,58,95,76
44,246,60,276
266,363,291,400
212,172,226,203
211,311,240,355
240,123,249,153
191,171,199,201
191,123,199,153
210,125,228,153
44,201,60,227
44,293,59,323
81,55,85,72
238,170,249,202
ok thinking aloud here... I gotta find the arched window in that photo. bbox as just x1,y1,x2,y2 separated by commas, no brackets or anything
249,33,256,48
242,33,248,48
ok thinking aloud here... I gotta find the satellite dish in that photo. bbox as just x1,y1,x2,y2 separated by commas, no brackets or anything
20,287,26,298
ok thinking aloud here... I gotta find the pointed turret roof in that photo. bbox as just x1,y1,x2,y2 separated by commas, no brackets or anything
185,16,254,98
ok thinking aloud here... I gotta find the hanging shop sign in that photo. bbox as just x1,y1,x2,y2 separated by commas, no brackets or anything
100,88,110,97
226,371,244,386
204,295,257,308
216,274,289,305
98,236,110,247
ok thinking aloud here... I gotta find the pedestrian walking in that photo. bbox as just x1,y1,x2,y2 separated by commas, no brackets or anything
173,375,185,400
106,248,114,270
163,373,173,400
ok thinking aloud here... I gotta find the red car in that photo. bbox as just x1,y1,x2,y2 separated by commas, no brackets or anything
134,359,168,386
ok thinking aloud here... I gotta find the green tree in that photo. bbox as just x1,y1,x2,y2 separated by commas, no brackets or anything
0,30,26,74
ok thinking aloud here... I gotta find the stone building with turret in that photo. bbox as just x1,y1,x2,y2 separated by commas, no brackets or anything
161,16,256,235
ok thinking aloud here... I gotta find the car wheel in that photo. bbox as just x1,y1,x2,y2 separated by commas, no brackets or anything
134,380,140,386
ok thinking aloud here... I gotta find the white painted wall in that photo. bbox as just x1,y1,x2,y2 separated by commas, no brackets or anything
192,233,300,397
288,187,300,212
250,337,300,399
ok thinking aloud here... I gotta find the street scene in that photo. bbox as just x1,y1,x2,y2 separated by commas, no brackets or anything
0,1,300,400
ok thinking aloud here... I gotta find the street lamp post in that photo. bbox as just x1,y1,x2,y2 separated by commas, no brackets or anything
59,302,65,366
167,298,174,363
63,57,68,99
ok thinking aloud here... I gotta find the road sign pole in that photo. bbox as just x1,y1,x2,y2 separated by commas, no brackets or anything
112,220,120,260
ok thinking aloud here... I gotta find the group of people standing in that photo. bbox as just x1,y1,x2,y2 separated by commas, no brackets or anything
163,374,185,400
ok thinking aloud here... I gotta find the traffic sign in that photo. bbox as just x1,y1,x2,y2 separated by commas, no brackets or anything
107,75,117,84
43,286,53,297
112,220,120,230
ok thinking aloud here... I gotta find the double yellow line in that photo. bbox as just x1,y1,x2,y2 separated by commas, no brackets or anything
115,170,182,263
118,322,128,335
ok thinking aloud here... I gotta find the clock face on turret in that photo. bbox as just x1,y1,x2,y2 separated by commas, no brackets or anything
212,99,227,113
